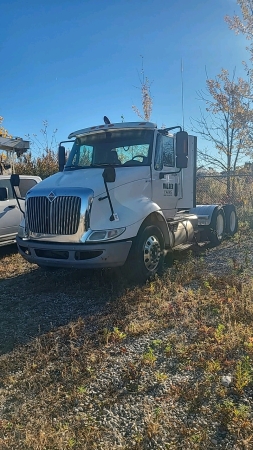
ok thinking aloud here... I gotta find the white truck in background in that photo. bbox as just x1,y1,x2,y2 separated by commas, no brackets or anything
0,175,41,247
0,136,41,247
12,120,238,279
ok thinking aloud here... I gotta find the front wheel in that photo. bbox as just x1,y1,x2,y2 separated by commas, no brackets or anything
128,225,165,281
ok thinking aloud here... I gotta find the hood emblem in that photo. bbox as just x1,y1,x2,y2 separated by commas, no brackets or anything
48,191,56,202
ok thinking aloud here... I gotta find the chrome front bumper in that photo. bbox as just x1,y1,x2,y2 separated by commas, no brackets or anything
16,236,132,268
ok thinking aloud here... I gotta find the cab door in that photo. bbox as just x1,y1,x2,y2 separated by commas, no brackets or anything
151,132,181,219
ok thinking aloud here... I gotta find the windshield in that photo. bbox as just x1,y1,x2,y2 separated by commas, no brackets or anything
65,129,154,170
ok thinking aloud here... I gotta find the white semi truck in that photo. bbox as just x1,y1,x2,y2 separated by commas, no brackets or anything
12,120,238,280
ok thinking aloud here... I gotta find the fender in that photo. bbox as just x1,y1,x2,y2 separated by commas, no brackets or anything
189,204,219,226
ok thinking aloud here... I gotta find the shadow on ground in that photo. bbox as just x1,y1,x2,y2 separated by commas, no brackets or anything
0,243,18,258
0,244,207,355
0,262,131,354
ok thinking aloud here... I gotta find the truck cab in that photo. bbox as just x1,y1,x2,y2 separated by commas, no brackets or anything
14,121,237,279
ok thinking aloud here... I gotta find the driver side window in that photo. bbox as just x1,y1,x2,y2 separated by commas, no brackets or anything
155,134,175,170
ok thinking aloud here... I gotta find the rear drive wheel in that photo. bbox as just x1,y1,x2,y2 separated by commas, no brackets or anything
225,205,238,236
130,226,165,281
208,208,225,246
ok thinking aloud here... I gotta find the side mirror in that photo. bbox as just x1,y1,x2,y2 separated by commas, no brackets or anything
10,174,20,187
102,166,116,183
0,187,8,201
176,131,188,168
58,145,66,172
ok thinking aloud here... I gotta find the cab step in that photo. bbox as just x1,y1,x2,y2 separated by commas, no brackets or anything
173,243,194,252
173,240,210,252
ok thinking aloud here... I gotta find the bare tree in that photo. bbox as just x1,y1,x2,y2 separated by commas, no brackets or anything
26,120,58,156
16,121,59,179
192,69,253,195
132,57,153,121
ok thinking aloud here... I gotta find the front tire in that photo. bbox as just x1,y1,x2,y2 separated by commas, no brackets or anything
129,225,165,281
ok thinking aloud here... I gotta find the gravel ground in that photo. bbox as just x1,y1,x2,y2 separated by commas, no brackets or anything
197,237,253,278
0,233,253,449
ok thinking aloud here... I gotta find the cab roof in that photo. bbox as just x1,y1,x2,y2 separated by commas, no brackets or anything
68,121,157,139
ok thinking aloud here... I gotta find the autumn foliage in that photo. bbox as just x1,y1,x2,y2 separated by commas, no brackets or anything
0,116,11,138
132,59,153,121
193,69,253,190
15,150,59,179
15,121,59,179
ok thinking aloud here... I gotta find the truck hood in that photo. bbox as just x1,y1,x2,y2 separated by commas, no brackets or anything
27,166,151,198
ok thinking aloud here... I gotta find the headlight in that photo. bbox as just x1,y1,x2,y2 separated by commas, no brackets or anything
87,227,126,242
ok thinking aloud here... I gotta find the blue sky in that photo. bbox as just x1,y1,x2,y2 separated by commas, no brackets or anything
0,0,247,154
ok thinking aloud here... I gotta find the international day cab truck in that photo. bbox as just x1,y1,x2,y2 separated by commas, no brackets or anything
12,120,238,280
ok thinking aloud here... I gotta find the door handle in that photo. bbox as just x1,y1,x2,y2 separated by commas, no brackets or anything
7,205,15,209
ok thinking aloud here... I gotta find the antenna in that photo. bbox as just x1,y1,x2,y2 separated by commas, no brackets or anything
181,58,185,131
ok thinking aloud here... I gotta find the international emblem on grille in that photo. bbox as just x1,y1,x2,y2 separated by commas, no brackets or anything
48,191,56,202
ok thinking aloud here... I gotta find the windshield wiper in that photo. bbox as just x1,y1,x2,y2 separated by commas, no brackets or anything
90,163,121,167
64,165,85,171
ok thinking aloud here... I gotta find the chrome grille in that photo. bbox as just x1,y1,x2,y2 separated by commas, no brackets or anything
27,196,81,235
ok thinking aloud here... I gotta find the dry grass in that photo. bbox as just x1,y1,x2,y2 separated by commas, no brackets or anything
0,229,253,449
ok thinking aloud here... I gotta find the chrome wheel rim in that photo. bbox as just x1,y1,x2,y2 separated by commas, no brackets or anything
143,235,161,271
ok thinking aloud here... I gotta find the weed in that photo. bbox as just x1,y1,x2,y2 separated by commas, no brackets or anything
234,356,252,393
214,323,225,343
217,399,251,433
206,359,221,374
244,337,253,354
203,280,211,290
144,408,163,440
103,326,127,344
77,386,87,395
68,438,77,448
155,371,168,383
111,326,127,341
151,339,162,348
141,347,157,366
126,319,155,335
164,343,172,357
